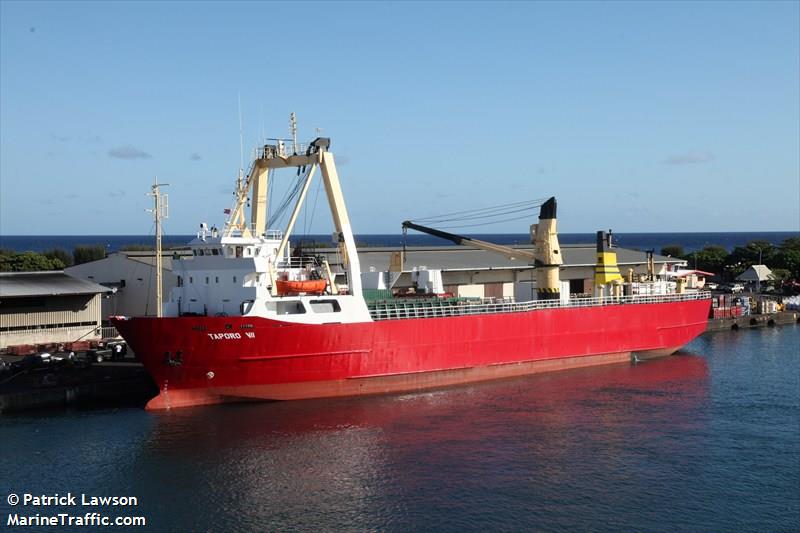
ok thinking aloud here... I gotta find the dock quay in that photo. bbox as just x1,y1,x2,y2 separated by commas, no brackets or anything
0,357,156,414
705,310,799,332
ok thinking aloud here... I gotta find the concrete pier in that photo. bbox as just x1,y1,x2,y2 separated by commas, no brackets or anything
0,361,157,413
706,311,799,332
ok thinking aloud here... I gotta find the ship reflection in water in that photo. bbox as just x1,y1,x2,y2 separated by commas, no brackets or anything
132,355,712,532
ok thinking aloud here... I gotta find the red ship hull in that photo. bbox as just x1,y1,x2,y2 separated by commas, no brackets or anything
112,298,710,410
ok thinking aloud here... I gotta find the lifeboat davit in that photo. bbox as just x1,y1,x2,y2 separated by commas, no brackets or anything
276,279,327,296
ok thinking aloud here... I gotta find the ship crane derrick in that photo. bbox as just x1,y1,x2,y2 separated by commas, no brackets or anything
220,135,358,297
402,197,563,300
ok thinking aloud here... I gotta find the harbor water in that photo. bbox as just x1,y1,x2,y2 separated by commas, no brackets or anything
2,325,798,531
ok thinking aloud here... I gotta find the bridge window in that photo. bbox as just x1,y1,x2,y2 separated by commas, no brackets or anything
277,301,306,315
309,300,342,313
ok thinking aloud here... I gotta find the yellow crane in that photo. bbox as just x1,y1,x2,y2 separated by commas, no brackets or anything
402,197,563,300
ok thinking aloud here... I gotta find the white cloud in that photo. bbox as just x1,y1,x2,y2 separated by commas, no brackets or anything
109,146,152,159
663,152,714,165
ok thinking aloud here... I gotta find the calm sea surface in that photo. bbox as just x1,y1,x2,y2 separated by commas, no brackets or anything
2,231,798,254
1,325,798,531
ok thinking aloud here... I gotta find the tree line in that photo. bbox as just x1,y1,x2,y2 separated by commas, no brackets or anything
2,238,799,278
0,245,107,272
660,238,800,282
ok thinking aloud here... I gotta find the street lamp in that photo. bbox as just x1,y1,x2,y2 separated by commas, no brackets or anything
754,246,764,293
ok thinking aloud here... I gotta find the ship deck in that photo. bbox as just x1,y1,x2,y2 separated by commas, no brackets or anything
367,291,710,321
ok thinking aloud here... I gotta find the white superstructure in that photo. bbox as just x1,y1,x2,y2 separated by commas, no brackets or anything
162,133,371,325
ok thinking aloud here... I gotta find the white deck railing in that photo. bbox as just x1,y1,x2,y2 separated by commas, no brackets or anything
258,143,311,159
368,291,710,321
277,256,320,268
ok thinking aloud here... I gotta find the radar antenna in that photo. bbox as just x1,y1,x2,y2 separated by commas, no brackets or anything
290,112,298,154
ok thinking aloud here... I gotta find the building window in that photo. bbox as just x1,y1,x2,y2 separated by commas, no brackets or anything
215,276,219,284
205,277,209,285
177,276,183,287
189,277,193,284
569,279,585,294
233,276,237,283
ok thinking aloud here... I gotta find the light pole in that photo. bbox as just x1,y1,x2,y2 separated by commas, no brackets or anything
755,246,764,293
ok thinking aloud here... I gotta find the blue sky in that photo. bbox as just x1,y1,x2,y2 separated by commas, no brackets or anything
1,1,798,236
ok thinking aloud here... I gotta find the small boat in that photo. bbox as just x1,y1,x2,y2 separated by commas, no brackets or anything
275,279,327,296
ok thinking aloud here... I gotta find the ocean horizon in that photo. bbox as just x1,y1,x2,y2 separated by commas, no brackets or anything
1,231,797,255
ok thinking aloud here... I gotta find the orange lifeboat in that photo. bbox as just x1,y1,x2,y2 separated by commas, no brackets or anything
276,279,327,296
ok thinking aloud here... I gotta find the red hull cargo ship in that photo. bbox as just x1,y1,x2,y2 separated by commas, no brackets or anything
112,132,710,409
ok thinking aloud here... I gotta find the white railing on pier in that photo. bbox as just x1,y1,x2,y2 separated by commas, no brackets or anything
368,291,710,321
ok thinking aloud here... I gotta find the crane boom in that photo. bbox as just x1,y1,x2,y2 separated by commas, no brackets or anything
400,221,536,262
403,197,563,300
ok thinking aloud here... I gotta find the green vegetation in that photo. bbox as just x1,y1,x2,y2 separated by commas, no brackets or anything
73,245,107,265
675,238,800,281
1,238,797,280
0,249,66,271
660,245,685,258
0,245,106,272
43,247,73,267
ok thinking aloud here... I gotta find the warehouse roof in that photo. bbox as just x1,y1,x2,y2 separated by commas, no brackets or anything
317,244,683,272
103,243,682,277
115,244,681,272
0,271,112,298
